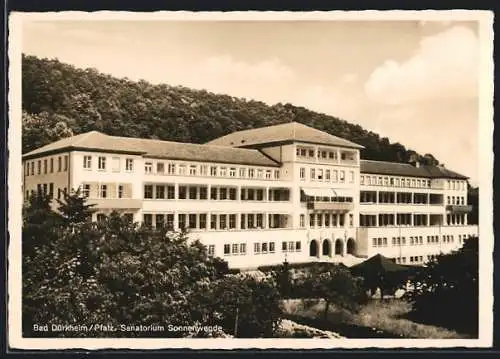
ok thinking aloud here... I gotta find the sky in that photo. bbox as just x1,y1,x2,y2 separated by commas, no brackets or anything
21,18,482,185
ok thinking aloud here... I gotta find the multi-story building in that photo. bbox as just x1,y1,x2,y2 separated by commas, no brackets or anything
21,122,478,269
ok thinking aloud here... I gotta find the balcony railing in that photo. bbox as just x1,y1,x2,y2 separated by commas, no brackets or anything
446,205,473,213
307,201,354,211
88,198,143,209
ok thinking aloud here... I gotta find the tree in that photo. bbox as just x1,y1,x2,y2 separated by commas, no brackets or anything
298,265,367,320
404,237,479,335
56,187,97,226
205,274,283,337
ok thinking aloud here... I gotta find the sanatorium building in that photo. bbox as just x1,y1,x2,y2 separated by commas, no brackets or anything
22,122,479,269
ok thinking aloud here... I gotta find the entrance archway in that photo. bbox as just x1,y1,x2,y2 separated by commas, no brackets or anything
309,240,319,257
334,239,344,255
347,238,356,255
322,239,331,256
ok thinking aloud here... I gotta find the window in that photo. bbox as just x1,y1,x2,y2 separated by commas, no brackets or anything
189,214,197,228
43,159,47,174
199,214,207,229
156,185,165,199
200,186,208,200
178,214,186,229
82,184,90,198
211,215,217,230
300,214,305,228
248,168,255,178
42,184,47,195
219,167,227,177
254,243,261,254
230,168,236,177
229,188,237,200
325,169,331,181
57,157,61,172
118,185,124,198
97,213,107,223
262,242,268,253
155,214,164,228
83,156,92,169
207,245,215,257
339,170,345,183
167,163,175,175
157,162,165,174
189,165,197,176
200,165,208,176
265,170,272,179
100,184,107,198
257,169,263,178
274,170,280,179
224,244,230,255
310,169,316,181
126,158,134,172
178,186,187,199
189,186,197,199
317,169,323,181
49,183,54,197
145,162,153,174
178,165,186,175
144,185,153,199
219,215,227,229
229,214,236,229
37,160,41,174
167,185,175,199
50,158,54,173
269,242,275,253
349,171,355,183
210,166,217,176
98,156,106,170
300,167,305,180
239,168,246,177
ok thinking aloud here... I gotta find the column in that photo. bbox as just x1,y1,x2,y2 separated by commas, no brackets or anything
427,214,430,227
464,214,468,225
237,185,241,202
174,183,179,200
206,211,211,230
236,212,241,230
173,210,179,230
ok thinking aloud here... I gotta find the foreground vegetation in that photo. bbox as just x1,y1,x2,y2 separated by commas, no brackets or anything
23,190,478,338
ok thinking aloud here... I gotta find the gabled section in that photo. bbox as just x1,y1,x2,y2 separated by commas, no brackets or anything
360,160,469,180
206,121,364,150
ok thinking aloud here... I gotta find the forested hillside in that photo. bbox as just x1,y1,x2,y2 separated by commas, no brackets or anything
21,54,439,166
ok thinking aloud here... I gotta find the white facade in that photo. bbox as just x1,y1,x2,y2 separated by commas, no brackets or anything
22,127,478,269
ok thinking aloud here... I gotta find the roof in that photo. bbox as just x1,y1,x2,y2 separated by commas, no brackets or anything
350,254,411,274
206,121,364,149
360,160,468,180
22,131,281,167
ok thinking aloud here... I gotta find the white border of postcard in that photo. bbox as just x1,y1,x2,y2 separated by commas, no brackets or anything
8,10,494,350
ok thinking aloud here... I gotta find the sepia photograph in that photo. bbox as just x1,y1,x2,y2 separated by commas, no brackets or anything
7,10,494,350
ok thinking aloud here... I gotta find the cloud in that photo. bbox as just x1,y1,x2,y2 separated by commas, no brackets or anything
364,26,479,105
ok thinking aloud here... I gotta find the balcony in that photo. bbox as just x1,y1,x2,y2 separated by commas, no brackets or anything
88,198,143,210
446,205,473,213
307,202,354,211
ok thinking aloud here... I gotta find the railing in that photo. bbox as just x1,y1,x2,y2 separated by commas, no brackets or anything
307,201,354,211
446,205,473,213
88,198,143,209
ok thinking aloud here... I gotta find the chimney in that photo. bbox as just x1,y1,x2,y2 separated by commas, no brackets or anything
414,161,420,168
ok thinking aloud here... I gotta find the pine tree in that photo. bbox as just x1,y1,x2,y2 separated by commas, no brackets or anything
56,187,97,226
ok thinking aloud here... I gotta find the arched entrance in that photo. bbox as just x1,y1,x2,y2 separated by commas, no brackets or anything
309,239,319,257
322,239,331,256
334,239,344,256
347,238,356,255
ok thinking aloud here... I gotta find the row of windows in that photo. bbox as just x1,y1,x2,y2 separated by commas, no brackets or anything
308,213,352,228
223,243,247,256
360,214,444,227
360,191,444,205
143,184,290,201
80,184,127,199
26,183,67,200
393,256,434,264
446,180,467,191
447,196,466,205
447,214,467,225
296,146,356,162
299,167,355,183
142,212,291,230
372,234,473,248
25,156,68,176
82,155,282,180
361,175,431,188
